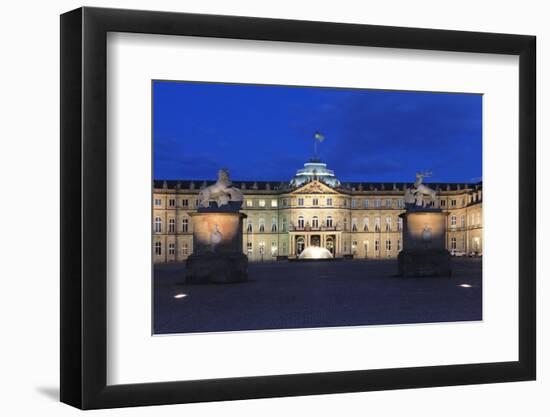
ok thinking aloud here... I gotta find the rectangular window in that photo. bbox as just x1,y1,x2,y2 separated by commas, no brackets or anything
181,199,188,207
351,218,357,232
375,199,381,208
154,242,162,255
247,242,253,254
259,199,266,207
168,243,175,255
154,198,162,206
298,198,304,206
271,241,277,256
397,218,403,232
440,199,446,207
343,199,348,207
326,198,333,206
397,199,403,208
451,237,457,250
385,199,392,208
271,199,278,207
351,199,357,208
182,243,189,255
182,218,189,232
461,215,465,229
375,240,380,252
246,199,253,207
385,216,392,232
169,199,175,207
451,199,457,207
385,240,392,251
312,198,319,206
375,217,381,232
397,239,401,251
271,217,277,233
364,199,369,208
282,199,287,206
168,218,175,233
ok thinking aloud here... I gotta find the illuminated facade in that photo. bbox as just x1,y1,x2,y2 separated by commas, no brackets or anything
153,159,483,262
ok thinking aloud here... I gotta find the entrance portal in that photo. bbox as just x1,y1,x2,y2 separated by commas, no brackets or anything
326,236,334,255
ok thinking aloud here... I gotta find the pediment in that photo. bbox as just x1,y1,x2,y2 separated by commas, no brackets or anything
291,180,339,195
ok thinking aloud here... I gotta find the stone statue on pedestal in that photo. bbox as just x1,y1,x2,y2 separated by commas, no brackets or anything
398,171,451,277
185,169,249,284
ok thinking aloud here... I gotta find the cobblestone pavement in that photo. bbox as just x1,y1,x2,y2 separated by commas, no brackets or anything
154,258,482,334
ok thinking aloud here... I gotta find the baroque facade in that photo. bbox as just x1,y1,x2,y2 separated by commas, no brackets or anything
153,159,483,263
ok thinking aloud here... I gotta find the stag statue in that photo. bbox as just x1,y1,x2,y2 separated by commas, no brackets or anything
404,171,437,207
198,169,244,209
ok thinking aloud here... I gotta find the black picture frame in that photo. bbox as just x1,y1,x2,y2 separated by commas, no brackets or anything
60,6,536,410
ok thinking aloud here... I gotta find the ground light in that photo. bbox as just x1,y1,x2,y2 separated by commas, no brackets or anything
174,293,188,299
459,284,472,288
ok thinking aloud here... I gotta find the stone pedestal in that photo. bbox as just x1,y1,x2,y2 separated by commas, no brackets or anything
185,211,249,284
397,207,451,277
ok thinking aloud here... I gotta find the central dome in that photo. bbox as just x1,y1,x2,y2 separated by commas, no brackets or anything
290,158,341,188
298,246,334,259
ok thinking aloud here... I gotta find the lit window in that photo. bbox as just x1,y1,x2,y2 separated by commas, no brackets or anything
154,241,162,255
271,199,278,207
271,241,277,256
259,200,266,207
168,218,175,233
154,198,162,206
246,199,253,207
259,241,265,255
326,216,333,228
385,216,392,232
312,216,319,228
154,217,162,233
168,243,175,255
182,218,189,232
298,198,304,206
326,198,333,206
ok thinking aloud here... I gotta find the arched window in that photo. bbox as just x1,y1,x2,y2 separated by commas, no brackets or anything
168,218,175,233
259,217,265,233
385,216,392,232
246,219,253,233
154,241,162,255
397,218,403,232
297,216,305,228
351,218,357,232
312,216,319,228
182,218,189,232
154,217,162,233
326,216,333,228
271,216,277,232
363,217,369,232
375,217,381,232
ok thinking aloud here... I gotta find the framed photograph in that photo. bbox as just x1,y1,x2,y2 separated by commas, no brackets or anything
60,7,536,409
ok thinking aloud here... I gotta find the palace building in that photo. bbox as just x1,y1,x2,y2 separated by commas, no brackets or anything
153,159,483,263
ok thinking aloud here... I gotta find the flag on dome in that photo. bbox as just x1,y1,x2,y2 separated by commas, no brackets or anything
314,131,325,142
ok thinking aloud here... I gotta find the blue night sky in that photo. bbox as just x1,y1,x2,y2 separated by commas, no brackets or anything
153,81,482,183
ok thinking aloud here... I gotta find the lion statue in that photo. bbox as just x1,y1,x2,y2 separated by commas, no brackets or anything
198,169,244,208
